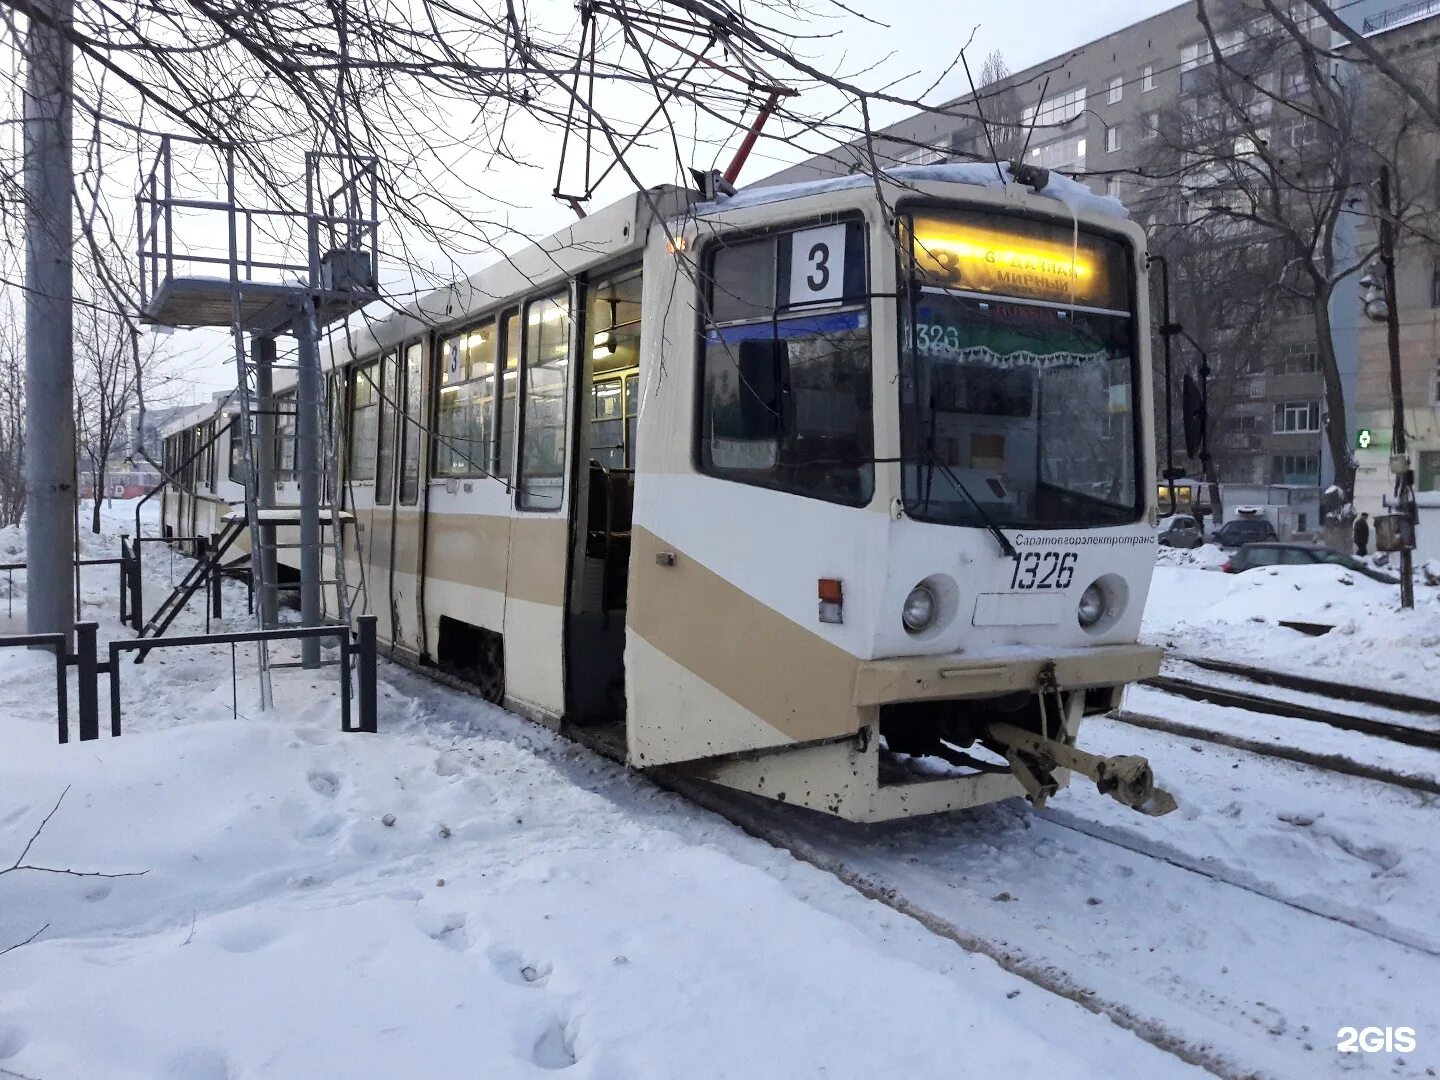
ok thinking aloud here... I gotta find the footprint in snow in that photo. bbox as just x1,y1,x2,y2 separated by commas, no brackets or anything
164,1046,232,1080
418,911,471,952
217,922,280,954
531,1017,578,1070
306,768,341,798
487,945,551,987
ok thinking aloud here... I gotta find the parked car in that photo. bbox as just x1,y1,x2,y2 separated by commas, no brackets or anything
1222,542,1401,583
1158,514,1205,549
1214,517,1279,548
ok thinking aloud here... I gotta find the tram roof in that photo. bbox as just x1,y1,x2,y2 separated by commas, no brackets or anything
320,162,1130,371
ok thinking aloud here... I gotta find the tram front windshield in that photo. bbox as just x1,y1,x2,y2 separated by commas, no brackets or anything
900,208,1140,530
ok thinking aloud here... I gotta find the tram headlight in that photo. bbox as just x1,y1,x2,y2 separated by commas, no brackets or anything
902,584,936,634
1077,582,1107,628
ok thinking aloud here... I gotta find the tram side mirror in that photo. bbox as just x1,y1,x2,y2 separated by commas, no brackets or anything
1182,372,1207,460
735,337,790,442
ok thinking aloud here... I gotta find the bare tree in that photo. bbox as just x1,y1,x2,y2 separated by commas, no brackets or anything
73,304,169,532
1135,0,1435,500
977,50,1025,161
0,295,24,529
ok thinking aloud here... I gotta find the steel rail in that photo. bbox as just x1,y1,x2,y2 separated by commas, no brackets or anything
1140,674,1440,751
1167,653,1439,717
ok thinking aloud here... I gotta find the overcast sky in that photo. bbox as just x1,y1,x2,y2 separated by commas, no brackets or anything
166,0,1183,402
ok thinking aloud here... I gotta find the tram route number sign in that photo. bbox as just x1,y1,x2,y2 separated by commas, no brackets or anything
788,224,847,307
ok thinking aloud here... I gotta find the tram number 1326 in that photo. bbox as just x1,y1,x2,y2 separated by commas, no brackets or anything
1010,551,1078,590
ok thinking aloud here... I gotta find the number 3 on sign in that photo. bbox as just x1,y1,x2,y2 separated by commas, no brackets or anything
789,224,847,307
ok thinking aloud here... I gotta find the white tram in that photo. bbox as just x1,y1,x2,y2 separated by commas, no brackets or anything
164,163,1174,820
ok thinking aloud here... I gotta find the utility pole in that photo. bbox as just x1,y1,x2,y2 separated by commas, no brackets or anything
293,302,323,668
1376,165,1416,610
23,0,76,645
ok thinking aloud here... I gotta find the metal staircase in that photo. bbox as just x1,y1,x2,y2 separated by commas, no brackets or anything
134,518,245,659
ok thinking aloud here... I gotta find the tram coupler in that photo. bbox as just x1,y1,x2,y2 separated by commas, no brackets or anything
986,721,1178,817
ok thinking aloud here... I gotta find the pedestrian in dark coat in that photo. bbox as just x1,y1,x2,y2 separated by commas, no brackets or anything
1354,512,1370,557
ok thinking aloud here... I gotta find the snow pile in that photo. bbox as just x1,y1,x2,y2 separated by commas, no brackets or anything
715,161,1126,220
0,502,1182,1079
1145,562,1440,696
1155,542,1228,570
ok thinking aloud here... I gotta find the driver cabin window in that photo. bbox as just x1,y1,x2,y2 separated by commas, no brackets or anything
697,220,874,506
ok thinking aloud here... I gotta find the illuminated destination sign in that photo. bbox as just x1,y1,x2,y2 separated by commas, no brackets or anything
909,210,1127,311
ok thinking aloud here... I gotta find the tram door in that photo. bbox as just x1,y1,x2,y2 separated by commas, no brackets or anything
564,266,642,725
351,341,427,653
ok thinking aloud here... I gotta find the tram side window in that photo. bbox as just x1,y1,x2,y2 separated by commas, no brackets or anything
436,322,497,478
349,361,380,482
516,289,572,510
228,421,245,484
698,222,874,506
376,351,398,503
399,341,423,504
496,310,519,480
588,267,643,470
275,390,297,482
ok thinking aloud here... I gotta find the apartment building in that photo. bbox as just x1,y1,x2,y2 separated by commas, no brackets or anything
761,0,1427,520
1347,5,1440,557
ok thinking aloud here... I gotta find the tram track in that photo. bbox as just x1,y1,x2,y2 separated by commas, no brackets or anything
1139,671,1440,752
1107,708,1440,796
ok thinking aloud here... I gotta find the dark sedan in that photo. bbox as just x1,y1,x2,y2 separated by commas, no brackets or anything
1222,542,1400,584
1214,517,1279,548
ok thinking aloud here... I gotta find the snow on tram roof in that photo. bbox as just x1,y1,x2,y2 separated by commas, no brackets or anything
704,162,1127,221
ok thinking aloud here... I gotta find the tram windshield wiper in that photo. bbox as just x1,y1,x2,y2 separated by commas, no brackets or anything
922,447,1016,558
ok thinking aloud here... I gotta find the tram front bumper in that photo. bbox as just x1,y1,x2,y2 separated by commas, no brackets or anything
852,643,1162,707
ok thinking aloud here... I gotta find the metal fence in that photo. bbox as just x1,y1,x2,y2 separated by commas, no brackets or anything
0,616,378,743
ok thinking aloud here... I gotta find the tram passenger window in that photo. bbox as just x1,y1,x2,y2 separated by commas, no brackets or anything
516,289,572,510
228,422,245,484
435,323,497,478
375,352,398,503
275,390,296,482
698,222,873,506
587,268,642,470
399,341,423,504
496,309,519,480
348,361,379,482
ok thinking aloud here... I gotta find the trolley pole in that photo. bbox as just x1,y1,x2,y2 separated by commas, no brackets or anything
294,301,323,668
23,0,76,646
1377,166,1415,610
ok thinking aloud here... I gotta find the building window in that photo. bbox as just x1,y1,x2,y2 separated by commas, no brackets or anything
1105,176,1124,201
1432,258,1440,307
1022,86,1087,127
1273,400,1320,433
1419,450,1440,491
1107,76,1123,104
1142,64,1155,91
1027,135,1087,170
1143,112,1160,139
1105,126,1122,153
1432,358,1440,405
1277,341,1319,375
1272,453,1319,484
698,221,874,506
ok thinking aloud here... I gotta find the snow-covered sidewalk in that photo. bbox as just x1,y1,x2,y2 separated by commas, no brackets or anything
0,506,1194,1079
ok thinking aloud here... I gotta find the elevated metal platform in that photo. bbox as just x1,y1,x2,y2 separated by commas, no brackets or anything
141,276,374,335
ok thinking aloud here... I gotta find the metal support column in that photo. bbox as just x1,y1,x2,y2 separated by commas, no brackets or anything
294,300,324,668
252,336,280,629
23,0,76,647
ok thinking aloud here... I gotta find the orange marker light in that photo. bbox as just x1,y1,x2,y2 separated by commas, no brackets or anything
818,578,844,603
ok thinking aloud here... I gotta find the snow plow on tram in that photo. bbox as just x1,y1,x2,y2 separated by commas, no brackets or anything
162,161,1176,821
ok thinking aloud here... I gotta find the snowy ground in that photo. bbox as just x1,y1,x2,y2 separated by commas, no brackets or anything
1148,545,1440,699
2,503,1438,1078
1,503,1196,1079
